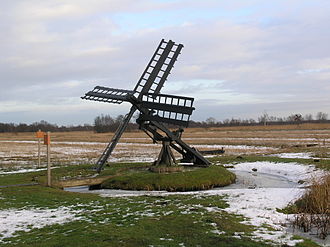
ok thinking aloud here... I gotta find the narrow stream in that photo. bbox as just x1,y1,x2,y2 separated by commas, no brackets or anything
64,170,299,195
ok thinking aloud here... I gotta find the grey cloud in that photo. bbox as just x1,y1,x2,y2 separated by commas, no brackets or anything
194,99,330,122
0,0,329,124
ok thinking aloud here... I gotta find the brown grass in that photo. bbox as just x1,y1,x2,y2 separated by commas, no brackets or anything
1,123,329,143
1,123,329,169
205,123,330,131
292,173,330,239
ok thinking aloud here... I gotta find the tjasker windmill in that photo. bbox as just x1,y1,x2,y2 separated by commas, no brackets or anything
82,39,210,172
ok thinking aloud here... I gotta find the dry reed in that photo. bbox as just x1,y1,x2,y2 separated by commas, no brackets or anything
292,173,330,239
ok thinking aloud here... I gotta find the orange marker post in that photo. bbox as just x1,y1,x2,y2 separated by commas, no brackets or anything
35,130,44,167
44,132,51,186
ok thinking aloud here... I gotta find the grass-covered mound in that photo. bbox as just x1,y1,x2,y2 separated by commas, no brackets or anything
101,165,236,192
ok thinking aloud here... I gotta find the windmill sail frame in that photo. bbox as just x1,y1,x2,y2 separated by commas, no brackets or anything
81,39,210,172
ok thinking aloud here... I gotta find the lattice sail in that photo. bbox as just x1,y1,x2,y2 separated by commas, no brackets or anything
139,93,195,127
81,86,134,104
133,39,183,98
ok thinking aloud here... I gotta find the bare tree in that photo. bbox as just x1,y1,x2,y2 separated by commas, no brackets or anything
206,117,217,125
304,114,313,121
258,111,269,126
222,119,230,125
316,112,328,121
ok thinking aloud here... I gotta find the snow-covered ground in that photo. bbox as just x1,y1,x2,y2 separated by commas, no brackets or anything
0,161,329,245
0,140,278,169
221,188,304,245
0,137,329,245
0,167,48,175
226,161,321,184
67,161,328,246
0,206,83,242
269,152,314,159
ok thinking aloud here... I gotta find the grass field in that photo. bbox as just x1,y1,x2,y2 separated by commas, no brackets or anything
0,124,329,246
0,185,276,247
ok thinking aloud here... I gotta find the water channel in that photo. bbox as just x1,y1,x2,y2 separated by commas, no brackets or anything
64,169,298,196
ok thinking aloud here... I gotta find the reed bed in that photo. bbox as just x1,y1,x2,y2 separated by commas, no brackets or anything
292,173,330,239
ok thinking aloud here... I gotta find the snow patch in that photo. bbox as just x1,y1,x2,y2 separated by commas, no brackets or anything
270,152,314,159
0,167,48,175
207,188,303,245
193,144,275,150
0,206,82,242
228,161,322,183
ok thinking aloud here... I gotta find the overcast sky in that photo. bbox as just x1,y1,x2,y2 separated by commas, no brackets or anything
1,0,329,125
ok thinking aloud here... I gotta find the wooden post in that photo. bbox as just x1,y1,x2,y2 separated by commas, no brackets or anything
47,138,51,187
44,132,51,187
38,138,41,167
35,130,44,168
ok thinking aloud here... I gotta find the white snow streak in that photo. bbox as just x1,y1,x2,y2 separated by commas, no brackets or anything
0,206,82,242
270,152,314,159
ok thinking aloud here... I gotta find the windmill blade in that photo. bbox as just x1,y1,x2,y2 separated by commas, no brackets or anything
133,39,183,98
82,86,134,104
94,106,137,172
138,93,195,127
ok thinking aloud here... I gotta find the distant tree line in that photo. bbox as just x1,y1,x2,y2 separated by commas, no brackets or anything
0,112,328,133
94,114,137,133
94,112,330,131
0,120,93,133
189,112,329,127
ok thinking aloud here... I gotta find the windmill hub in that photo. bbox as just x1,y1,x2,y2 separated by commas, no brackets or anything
82,39,210,172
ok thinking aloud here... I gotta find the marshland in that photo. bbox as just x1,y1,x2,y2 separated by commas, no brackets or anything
0,123,329,246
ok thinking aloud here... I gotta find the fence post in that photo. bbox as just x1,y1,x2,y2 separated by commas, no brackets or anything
36,130,44,168
44,132,51,187
38,138,41,167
